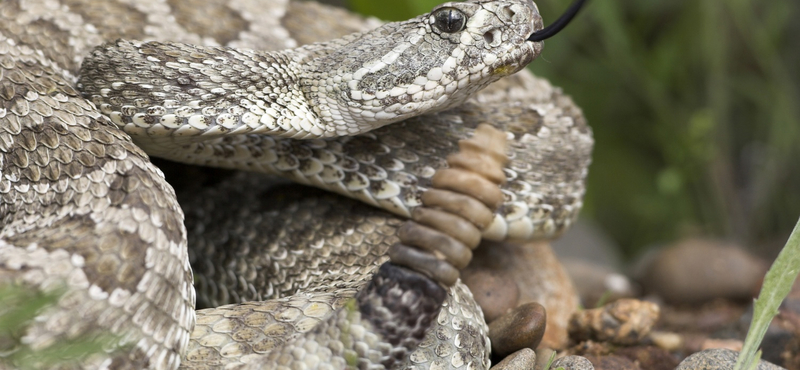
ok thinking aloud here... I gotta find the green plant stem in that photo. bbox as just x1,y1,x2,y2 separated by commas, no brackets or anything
734,216,800,370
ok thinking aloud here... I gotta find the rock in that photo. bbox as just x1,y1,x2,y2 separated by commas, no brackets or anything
462,269,520,323
636,238,767,304
491,348,536,370
569,299,660,346
614,346,679,370
561,258,636,307
466,241,579,349
648,331,683,352
488,302,547,357
676,348,786,370
581,355,638,370
550,355,594,370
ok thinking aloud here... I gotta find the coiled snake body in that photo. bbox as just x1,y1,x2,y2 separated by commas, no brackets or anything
0,0,593,369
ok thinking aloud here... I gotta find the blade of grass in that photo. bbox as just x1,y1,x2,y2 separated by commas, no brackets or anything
734,217,800,370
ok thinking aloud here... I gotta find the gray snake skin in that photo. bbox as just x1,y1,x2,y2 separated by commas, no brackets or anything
0,0,593,369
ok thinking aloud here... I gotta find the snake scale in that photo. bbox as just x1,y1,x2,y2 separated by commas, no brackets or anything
0,0,593,369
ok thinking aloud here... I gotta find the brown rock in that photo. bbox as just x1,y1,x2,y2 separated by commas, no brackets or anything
637,238,767,304
489,302,547,357
462,269,520,323
467,241,579,349
491,348,537,370
568,299,660,346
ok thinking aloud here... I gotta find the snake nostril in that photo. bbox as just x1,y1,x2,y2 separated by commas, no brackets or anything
484,29,502,47
484,32,494,45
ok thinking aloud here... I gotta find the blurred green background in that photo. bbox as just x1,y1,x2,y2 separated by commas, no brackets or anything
346,0,800,258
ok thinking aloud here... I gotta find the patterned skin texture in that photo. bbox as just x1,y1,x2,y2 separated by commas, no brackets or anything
78,1,542,139
0,0,593,369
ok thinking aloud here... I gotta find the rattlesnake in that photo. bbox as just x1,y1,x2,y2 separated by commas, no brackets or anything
0,0,593,369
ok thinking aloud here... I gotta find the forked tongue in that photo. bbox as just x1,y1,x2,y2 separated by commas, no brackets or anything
527,0,588,41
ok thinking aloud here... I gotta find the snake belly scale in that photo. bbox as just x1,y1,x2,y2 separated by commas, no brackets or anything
0,0,593,369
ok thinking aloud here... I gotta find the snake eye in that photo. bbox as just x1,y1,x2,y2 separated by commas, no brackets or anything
432,8,466,33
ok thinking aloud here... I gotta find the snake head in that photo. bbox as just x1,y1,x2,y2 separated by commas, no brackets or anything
78,1,550,141
428,0,545,78
304,0,545,136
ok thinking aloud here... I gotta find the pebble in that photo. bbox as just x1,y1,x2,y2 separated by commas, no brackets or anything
466,240,579,349
635,238,767,304
550,355,594,370
648,331,683,352
488,302,547,357
569,299,660,345
676,348,786,370
461,269,520,323
561,258,636,308
490,348,536,370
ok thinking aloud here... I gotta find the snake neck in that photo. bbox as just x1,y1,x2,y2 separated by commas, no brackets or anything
299,14,520,138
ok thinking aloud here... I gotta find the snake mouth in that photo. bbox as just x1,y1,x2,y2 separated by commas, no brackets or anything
526,0,587,42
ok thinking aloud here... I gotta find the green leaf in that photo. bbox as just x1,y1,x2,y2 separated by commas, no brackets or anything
734,218,800,370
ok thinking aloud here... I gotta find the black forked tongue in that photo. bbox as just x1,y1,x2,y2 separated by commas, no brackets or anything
527,0,588,41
